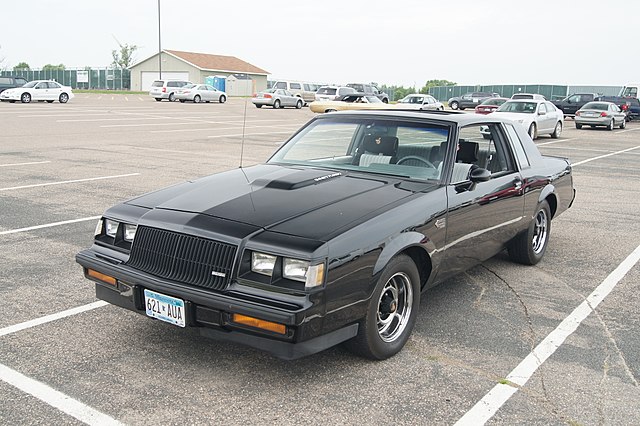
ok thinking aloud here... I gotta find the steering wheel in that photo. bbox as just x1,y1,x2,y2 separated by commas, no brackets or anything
396,156,436,169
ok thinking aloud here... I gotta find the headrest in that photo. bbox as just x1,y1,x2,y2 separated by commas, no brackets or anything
457,140,479,163
363,135,398,156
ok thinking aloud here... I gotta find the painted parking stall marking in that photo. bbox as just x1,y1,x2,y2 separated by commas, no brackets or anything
0,161,51,168
0,173,140,192
455,243,640,425
0,216,101,236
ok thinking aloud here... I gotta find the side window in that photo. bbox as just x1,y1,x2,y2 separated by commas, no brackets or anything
538,103,547,113
458,124,516,177
545,102,556,111
568,95,580,103
274,82,286,89
48,82,61,89
35,83,47,89
504,124,530,169
303,84,310,91
290,83,301,90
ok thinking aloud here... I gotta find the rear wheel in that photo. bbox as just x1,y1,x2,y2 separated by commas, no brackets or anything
47,100,54,103
295,99,303,109
551,121,562,138
59,93,69,103
575,123,583,129
21,93,31,103
450,101,459,110
608,119,614,130
345,254,420,360
255,104,262,108
219,95,226,103
193,95,201,103
155,98,162,102
273,99,281,109
508,200,551,265
179,99,185,103
168,93,176,102
528,123,537,139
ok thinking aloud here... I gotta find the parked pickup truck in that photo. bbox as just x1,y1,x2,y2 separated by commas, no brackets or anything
595,95,640,121
552,93,599,117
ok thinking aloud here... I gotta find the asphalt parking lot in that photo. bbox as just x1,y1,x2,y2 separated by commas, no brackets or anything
1,94,639,425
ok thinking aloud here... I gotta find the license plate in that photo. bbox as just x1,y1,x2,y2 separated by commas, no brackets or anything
144,289,186,327
584,112,595,117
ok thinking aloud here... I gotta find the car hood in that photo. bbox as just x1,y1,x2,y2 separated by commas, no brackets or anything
490,112,535,123
125,164,431,241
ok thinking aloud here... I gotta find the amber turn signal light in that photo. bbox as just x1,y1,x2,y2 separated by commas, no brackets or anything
87,269,117,286
232,314,286,335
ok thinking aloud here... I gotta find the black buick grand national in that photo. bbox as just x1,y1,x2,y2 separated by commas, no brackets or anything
76,110,575,360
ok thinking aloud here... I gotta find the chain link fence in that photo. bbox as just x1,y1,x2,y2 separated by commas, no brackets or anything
428,84,623,102
1,68,131,90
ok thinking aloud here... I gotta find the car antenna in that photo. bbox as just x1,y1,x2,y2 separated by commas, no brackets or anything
239,97,248,168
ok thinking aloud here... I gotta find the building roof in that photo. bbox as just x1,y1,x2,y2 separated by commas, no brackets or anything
164,50,269,75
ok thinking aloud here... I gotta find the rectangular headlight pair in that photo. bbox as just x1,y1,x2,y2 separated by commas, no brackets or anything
251,252,325,288
97,218,137,242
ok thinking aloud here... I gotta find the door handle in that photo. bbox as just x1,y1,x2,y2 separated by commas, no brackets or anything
513,179,523,190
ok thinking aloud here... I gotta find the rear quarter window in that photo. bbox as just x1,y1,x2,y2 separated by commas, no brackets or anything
151,81,164,87
504,123,530,169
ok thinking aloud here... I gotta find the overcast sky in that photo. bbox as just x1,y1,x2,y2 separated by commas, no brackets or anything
1,0,638,88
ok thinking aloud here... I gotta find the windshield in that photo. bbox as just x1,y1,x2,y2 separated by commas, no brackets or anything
183,84,196,89
317,87,337,95
268,116,450,181
497,101,537,113
23,81,38,88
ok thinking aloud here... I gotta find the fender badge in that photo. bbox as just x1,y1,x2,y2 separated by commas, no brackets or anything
435,218,446,229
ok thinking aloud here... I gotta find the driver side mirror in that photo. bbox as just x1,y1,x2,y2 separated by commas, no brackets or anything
469,168,491,182
538,111,546,116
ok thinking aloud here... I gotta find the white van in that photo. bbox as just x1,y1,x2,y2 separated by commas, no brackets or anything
272,81,317,104
620,84,640,100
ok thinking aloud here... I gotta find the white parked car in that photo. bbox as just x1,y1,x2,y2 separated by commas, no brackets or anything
315,86,356,101
0,80,74,103
174,84,227,103
491,99,564,139
396,94,444,110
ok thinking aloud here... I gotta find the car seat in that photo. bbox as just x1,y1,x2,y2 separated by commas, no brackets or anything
357,135,399,166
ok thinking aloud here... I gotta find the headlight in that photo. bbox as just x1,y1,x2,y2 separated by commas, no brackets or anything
123,224,137,241
283,258,309,281
105,219,119,238
251,252,277,276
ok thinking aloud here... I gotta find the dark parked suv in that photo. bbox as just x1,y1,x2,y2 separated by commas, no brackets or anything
0,76,28,93
595,95,640,121
448,92,500,110
552,93,599,117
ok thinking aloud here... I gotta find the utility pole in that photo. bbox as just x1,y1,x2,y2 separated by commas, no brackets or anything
158,0,162,79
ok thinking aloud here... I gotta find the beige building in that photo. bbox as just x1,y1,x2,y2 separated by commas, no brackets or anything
129,49,269,95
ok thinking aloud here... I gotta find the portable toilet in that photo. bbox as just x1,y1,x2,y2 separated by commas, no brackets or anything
205,75,226,92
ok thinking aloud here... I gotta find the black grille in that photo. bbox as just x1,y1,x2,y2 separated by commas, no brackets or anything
126,226,237,290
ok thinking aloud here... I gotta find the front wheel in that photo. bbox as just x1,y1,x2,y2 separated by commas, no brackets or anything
219,95,226,103
155,98,162,102
551,121,562,138
273,99,281,109
255,104,262,108
450,101,459,110
47,100,54,103
345,254,420,360
620,119,626,129
193,95,201,103
295,99,303,109
59,93,69,103
508,200,551,265
528,122,537,139
21,93,31,103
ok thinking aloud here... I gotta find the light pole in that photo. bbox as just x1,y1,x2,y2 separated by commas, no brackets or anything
158,0,162,79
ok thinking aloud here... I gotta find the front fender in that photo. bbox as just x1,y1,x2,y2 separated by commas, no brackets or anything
372,231,434,276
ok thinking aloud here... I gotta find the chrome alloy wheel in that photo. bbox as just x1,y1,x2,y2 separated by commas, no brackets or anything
377,272,413,343
531,208,548,254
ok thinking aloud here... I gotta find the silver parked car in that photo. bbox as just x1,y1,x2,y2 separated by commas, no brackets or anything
252,89,304,109
396,94,444,110
491,99,564,139
575,101,626,130
174,84,227,103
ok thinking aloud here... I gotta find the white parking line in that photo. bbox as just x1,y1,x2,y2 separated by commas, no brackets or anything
0,173,140,192
617,127,640,134
151,124,302,134
0,301,108,337
0,216,100,236
0,161,50,167
571,145,640,167
455,243,640,426
0,362,122,425
207,130,294,139
536,138,573,146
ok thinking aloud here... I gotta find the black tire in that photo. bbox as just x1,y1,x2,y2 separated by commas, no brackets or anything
21,92,31,103
382,98,389,104
179,99,185,103
508,200,551,265
450,101,459,110
219,95,226,103
168,92,176,102
620,119,626,129
551,121,562,138
155,98,162,102
607,119,614,130
325,109,337,113
193,95,201,103
59,93,69,103
345,254,420,360
47,100,54,103
528,122,537,139
273,99,281,109
459,107,466,110
255,104,262,108
576,123,582,129
295,99,303,109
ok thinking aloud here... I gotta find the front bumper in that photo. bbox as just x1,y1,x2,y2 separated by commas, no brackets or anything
76,249,358,359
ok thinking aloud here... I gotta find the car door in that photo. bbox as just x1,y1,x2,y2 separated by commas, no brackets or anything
32,82,49,100
203,85,215,102
536,103,553,132
47,82,62,100
437,123,526,280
